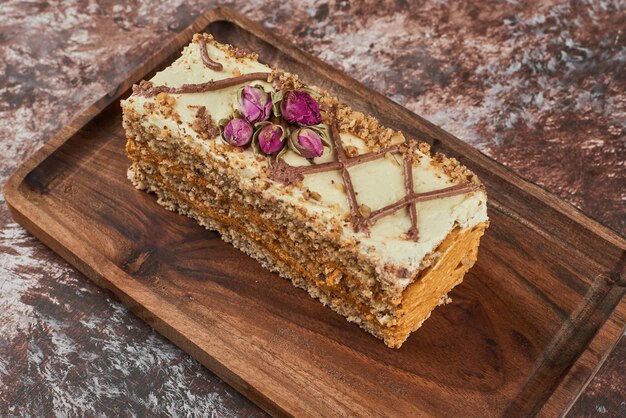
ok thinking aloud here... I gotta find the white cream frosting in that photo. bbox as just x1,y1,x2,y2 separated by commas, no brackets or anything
122,39,489,294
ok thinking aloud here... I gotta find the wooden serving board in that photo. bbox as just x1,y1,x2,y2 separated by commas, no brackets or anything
4,9,625,417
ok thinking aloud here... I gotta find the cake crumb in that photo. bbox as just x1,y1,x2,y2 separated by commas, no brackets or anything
189,106,219,140
345,145,359,157
334,182,346,192
358,204,372,218
155,92,180,122
303,188,322,201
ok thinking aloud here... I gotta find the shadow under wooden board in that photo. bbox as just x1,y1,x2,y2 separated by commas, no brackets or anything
4,8,625,418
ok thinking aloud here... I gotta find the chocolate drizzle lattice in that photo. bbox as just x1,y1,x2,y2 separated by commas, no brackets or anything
269,124,482,241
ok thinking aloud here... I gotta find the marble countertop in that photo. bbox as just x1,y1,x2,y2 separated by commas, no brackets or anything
1,1,624,416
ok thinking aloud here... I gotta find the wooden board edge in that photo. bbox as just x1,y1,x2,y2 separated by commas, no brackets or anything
539,299,626,417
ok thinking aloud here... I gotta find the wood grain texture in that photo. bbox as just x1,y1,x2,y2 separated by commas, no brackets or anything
3,9,625,417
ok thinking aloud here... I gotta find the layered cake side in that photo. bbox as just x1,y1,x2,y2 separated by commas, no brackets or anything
121,34,489,348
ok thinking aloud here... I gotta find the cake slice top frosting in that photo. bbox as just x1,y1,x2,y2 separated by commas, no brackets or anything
122,34,488,295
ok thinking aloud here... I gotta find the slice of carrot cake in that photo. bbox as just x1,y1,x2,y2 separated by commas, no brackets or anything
121,33,489,348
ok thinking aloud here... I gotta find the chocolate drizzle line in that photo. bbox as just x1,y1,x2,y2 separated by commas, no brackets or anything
403,155,419,241
269,123,483,241
330,124,363,230
199,37,224,71
133,72,271,97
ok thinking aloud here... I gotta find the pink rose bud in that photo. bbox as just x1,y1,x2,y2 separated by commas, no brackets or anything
280,90,322,126
237,85,272,123
256,123,286,155
289,127,324,158
222,118,253,147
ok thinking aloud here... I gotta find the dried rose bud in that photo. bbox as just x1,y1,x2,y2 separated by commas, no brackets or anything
237,85,272,123
221,118,253,147
289,127,324,158
253,122,286,155
280,90,322,126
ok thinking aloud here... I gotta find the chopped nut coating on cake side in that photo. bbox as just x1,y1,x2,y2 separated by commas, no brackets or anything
121,33,489,348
